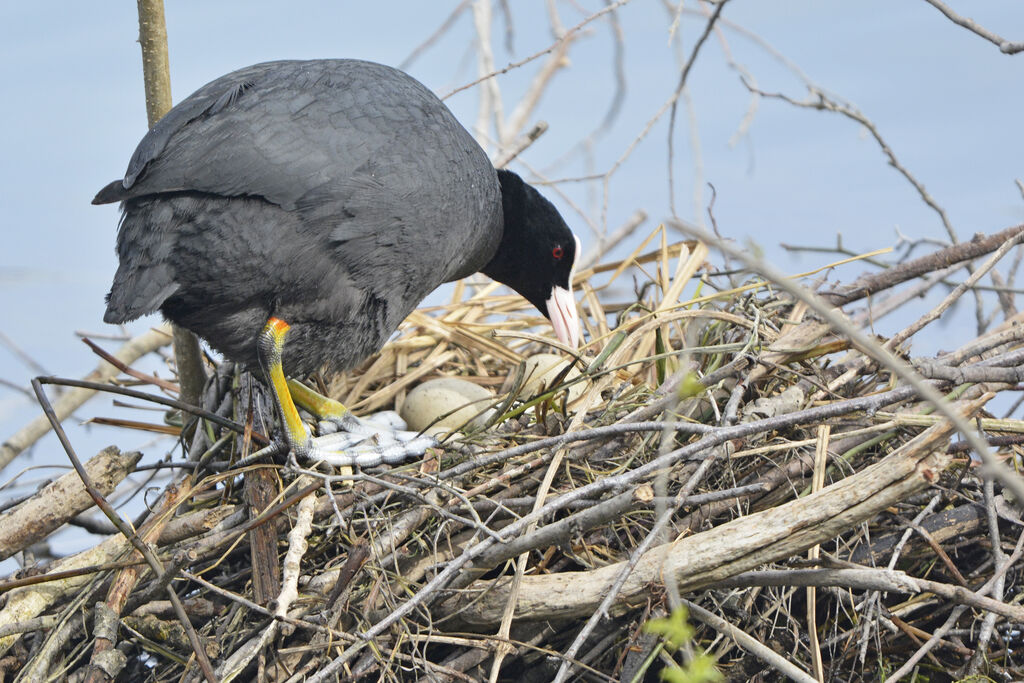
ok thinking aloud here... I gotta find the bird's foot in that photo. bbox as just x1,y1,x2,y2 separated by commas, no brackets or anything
259,321,435,470
304,411,436,468
284,379,435,467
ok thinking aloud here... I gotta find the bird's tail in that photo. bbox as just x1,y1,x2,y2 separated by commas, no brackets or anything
103,203,180,323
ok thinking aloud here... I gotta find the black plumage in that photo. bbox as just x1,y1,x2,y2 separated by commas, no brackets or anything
96,58,579,382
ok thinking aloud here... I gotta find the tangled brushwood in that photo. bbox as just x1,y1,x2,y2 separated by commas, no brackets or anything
3,224,1024,682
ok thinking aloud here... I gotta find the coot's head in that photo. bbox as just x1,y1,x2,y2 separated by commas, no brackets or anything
483,169,581,349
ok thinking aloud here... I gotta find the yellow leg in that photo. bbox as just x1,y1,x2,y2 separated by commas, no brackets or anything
258,318,310,455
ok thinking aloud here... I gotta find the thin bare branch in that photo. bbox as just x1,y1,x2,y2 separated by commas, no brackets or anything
922,0,1024,54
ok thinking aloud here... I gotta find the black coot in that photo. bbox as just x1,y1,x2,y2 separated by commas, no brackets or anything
95,59,580,464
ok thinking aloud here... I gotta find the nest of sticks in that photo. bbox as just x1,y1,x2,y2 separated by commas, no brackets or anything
3,224,1024,682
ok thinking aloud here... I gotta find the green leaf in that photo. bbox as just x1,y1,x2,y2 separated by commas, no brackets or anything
644,607,694,650
677,371,705,399
645,608,723,683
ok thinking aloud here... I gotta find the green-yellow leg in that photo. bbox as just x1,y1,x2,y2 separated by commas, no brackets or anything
258,318,314,460
287,379,358,427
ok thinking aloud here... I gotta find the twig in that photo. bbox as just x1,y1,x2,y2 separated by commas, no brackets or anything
718,566,1024,622
553,440,729,682
277,476,317,620
807,425,829,682
886,229,1024,349
857,492,942,664
884,527,1024,680
921,0,1024,54
0,325,172,471
0,330,50,378
964,427,1007,675
666,0,728,217
849,261,962,327
911,360,1024,384
443,0,634,100
136,0,208,412
30,379,216,682
81,337,180,394
578,209,649,271
444,407,967,626
683,599,818,683
746,82,960,244
35,376,259,441
87,478,190,682
441,420,717,481
0,447,140,562
0,614,59,639
493,121,549,168
670,220,1024,507
825,224,1024,307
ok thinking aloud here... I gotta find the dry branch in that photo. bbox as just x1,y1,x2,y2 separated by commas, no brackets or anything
0,533,132,657
441,411,964,625
0,446,140,561
922,0,1024,54
824,224,1024,306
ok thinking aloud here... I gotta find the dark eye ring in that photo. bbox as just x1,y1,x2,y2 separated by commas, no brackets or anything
552,246,564,259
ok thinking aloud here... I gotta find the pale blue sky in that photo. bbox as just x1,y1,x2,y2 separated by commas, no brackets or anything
1,2,1021,488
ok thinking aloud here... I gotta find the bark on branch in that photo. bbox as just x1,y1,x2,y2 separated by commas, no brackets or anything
0,447,141,561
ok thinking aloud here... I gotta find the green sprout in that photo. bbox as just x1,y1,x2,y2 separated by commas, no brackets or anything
644,607,723,683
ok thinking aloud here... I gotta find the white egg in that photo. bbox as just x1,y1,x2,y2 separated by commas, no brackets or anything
400,378,495,435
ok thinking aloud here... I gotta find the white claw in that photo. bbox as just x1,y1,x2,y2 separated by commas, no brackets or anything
362,410,408,431
317,420,340,435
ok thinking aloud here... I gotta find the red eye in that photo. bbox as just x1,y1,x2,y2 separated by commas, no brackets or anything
552,246,564,260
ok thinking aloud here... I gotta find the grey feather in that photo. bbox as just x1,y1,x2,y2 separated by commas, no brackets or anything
98,59,504,376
